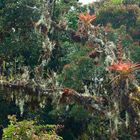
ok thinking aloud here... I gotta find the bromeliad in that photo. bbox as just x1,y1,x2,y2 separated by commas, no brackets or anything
107,35,140,80
107,61,140,75
107,61,140,84
79,13,96,25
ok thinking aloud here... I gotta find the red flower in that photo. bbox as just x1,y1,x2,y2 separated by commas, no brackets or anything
63,88,70,95
62,88,76,96
107,61,140,75
79,13,96,25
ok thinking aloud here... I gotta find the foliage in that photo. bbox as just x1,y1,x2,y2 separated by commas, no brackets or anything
111,0,123,5
95,1,140,45
1,0,140,140
0,0,43,67
3,115,63,140
123,0,140,4
48,104,92,140
58,42,95,91
96,3,140,28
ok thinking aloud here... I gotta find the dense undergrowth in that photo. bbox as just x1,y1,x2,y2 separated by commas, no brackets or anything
1,0,140,139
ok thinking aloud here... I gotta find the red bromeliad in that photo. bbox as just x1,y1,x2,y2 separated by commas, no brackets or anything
107,35,140,76
63,88,76,96
79,13,96,25
107,61,140,75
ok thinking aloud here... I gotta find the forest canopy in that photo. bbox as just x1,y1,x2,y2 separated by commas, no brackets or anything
0,0,140,139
